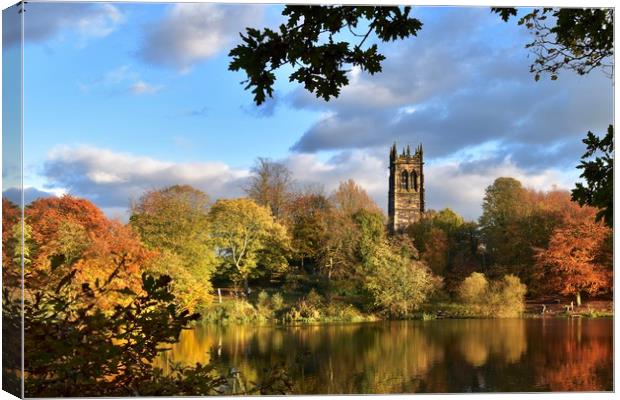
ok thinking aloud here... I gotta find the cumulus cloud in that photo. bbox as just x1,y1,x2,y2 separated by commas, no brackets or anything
42,146,250,209
3,3,123,46
40,145,578,221
139,3,264,71
288,8,613,173
78,65,163,96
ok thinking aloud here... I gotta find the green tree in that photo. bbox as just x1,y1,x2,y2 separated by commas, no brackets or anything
208,198,290,291
364,241,437,318
229,6,423,105
353,209,386,262
130,185,216,308
572,125,613,228
478,178,531,273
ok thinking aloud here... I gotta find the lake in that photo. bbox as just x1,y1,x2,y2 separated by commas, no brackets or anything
158,318,613,394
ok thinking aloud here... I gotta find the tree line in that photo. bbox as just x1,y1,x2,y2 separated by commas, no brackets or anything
2,158,612,396
3,160,612,315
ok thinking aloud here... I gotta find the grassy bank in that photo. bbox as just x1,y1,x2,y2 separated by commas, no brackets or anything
198,291,613,325
200,289,378,325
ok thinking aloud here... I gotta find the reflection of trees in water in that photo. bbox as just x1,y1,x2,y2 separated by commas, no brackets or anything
449,319,527,366
157,319,612,394
534,318,613,391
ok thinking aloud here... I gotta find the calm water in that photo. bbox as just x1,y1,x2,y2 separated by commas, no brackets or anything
159,318,613,394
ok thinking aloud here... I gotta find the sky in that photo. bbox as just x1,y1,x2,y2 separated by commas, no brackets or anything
1,2,614,221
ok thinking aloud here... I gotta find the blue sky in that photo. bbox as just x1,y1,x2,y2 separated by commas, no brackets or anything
2,2,614,220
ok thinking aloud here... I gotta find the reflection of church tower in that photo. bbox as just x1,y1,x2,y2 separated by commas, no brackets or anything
388,143,425,233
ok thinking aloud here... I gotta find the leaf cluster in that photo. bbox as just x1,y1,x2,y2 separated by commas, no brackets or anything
11,265,292,396
493,7,614,80
572,125,614,228
229,5,422,105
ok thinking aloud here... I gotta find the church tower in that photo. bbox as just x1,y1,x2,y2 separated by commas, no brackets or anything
388,143,425,233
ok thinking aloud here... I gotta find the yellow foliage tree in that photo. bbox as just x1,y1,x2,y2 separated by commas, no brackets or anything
208,198,290,291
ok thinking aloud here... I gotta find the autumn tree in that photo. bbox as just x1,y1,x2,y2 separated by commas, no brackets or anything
284,191,332,271
364,244,437,317
24,196,151,309
317,209,360,281
407,208,480,286
422,227,449,276
130,185,215,308
494,7,614,232
2,197,20,257
245,158,294,220
10,268,291,397
535,203,612,306
208,198,290,291
2,198,21,286
330,179,383,217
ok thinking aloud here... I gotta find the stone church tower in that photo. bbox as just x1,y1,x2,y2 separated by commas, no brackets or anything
388,143,425,233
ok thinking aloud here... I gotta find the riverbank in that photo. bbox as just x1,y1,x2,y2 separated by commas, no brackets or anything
197,292,613,325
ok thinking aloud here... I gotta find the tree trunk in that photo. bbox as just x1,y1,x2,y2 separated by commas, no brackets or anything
576,292,582,307
243,277,250,296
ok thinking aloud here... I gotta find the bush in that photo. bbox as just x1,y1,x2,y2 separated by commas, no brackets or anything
458,272,488,304
257,290,271,312
455,272,527,318
202,299,263,324
12,269,291,396
271,293,284,311
494,274,527,317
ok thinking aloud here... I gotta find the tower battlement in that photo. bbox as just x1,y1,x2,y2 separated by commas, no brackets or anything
388,143,425,233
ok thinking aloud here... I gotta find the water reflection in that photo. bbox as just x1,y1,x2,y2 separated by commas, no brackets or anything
158,318,612,393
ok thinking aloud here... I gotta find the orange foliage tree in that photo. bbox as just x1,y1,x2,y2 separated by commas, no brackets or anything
534,202,612,305
2,198,22,287
25,196,152,308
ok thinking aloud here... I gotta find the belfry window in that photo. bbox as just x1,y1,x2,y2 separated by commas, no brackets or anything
411,170,418,191
400,170,409,190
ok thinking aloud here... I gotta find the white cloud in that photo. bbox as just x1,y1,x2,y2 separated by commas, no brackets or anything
139,3,264,71
129,80,163,95
288,7,613,174
75,4,124,38
78,65,163,96
425,159,579,219
4,3,124,46
41,146,579,221
43,146,251,210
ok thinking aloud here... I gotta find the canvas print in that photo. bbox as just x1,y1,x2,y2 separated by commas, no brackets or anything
1,1,614,397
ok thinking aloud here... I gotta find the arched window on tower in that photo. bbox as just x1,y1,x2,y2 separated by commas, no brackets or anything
400,170,409,190
411,170,418,191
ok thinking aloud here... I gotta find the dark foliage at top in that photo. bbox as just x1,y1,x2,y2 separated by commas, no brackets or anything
572,125,614,228
229,6,422,105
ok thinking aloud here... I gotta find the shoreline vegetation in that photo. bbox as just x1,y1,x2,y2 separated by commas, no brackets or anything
2,169,613,396
198,289,613,326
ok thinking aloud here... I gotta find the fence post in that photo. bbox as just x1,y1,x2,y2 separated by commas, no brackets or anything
218,288,222,304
